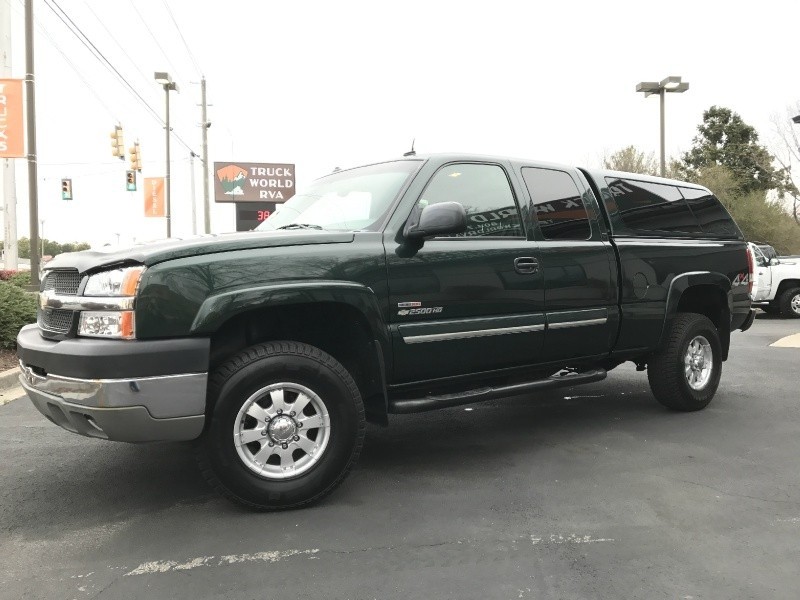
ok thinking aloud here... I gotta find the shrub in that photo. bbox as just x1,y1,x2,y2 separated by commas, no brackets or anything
7,271,31,288
0,282,37,349
0,269,16,281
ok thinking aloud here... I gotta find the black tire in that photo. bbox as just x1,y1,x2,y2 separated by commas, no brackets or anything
778,287,800,319
647,313,722,411
196,341,365,510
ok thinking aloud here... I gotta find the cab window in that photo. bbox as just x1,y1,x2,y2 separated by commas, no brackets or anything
418,163,524,237
522,167,591,240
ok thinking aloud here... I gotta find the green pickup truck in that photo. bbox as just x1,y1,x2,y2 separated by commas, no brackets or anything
17,154,755,510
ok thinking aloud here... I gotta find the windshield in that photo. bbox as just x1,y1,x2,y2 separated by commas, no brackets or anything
256,160,420,232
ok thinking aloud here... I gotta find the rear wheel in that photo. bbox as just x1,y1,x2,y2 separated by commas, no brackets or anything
197,341,365,510
647,313,722,411
778,287,800,319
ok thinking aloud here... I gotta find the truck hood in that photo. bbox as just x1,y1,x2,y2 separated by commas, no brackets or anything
44,230,355,274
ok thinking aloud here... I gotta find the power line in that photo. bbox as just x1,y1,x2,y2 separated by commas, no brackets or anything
42,0,163,123
42,0,199,155
83,0,152,90
27,11,118,121
160,0,202,77
127,0,184,83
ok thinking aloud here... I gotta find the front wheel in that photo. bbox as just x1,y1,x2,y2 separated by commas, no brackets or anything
197,341,365,510
647,313,722,411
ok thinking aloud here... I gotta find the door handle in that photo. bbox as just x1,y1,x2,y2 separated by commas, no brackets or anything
514,257,539,274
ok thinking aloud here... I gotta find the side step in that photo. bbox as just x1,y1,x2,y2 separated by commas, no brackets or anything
388,369,607,414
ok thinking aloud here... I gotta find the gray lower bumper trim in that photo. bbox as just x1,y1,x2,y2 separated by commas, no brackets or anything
18,364,207,419
22,379,205,442
18,366,208,443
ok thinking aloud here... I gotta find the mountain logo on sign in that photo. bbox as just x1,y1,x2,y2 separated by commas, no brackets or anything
217,164,248,196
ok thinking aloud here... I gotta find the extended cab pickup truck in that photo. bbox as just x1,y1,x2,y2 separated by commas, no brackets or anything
748,242,800,318
17,154,756,510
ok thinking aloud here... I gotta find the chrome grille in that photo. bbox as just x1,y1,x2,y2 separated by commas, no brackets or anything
43,270,81,295
39,308,74,333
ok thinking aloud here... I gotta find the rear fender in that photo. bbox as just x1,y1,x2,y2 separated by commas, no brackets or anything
661,271,732,358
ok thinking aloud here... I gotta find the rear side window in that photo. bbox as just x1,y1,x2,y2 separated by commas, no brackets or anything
680,186,739,237
522,167,591,240
604,178,702,236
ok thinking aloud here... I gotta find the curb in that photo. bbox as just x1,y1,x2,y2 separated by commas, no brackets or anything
0,366,20,392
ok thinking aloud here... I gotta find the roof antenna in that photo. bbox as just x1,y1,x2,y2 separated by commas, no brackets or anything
403,138,416,157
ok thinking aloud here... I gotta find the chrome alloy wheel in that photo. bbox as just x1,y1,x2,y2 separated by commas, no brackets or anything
233,383,331,480
791,293,800,316
684,335,713,391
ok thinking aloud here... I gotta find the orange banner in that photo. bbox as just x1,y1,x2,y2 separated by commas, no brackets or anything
0,79,25,158
143,177,165,217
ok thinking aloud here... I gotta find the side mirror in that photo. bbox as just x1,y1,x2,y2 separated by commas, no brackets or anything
768,257,780,266
403,202,467,240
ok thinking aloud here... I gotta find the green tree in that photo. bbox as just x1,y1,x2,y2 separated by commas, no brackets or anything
686,164,800,254
43,239,62,256
18,237,30,259
15,237,91,258
680,106,790,193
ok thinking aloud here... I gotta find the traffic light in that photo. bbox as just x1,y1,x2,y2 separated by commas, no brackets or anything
125,170,136,191
110,125,124,160
129,142,142,172
61,178,73,200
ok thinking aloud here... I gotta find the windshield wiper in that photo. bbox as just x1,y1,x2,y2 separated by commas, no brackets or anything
277,223,324,230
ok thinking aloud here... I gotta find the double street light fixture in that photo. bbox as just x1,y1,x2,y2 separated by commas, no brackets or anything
636,76,689,177
154,71,178,237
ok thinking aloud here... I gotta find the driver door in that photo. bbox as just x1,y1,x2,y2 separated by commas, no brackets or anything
384,161,545,384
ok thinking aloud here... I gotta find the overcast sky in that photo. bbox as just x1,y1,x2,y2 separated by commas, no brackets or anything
3,0,800,247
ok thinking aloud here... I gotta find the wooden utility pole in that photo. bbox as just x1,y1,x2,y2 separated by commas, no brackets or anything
25,0,40,285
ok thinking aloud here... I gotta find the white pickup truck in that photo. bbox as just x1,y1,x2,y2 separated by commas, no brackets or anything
749,242,800,318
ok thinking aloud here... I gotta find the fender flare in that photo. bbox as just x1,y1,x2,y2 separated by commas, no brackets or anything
660,271,733,356
191,280,391,424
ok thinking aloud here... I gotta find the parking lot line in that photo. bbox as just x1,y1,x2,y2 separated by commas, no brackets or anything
770,333,800,348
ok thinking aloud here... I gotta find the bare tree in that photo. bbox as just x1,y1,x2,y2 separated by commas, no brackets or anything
769,104,800,225
603,146,659,176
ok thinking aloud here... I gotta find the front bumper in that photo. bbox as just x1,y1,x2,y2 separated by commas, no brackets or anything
17,324,209,442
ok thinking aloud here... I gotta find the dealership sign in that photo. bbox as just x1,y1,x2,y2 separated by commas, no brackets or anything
214,162,295,203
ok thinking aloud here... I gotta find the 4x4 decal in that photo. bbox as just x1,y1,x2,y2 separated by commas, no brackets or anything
732,273,751,286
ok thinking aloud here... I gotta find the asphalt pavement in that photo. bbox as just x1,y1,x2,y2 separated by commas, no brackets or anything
1,314,799,600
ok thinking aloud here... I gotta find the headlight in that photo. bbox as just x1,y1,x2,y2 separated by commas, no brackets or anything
84,266,145,297
78,311,135,339
79,266,144,339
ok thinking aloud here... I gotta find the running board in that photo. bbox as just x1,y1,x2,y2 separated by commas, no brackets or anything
388,369,607,414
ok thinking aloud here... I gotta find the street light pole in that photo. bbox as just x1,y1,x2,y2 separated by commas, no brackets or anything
154,72,178,238
636,76,689,177
201,77,211,234
790,115,800,224
165,85,171,237
659,88,666,176
189,151,197,235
